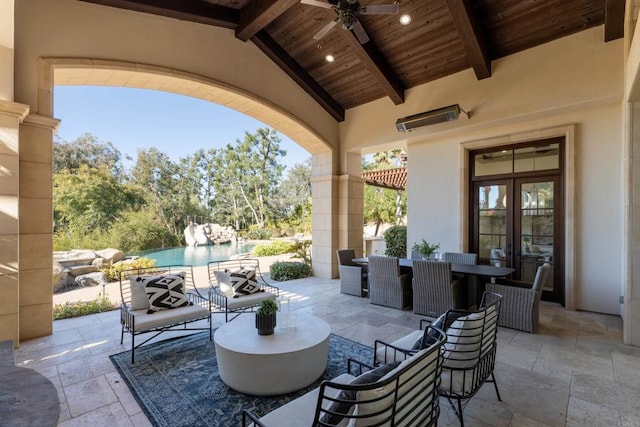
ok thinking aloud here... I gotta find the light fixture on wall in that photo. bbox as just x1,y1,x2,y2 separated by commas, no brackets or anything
395,104,470,132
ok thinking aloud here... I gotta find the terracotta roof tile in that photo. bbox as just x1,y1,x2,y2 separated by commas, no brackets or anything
362,167,407,190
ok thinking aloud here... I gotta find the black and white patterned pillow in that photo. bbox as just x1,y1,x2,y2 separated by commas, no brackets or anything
140,274,191,314
228,267,257,281
230,276,262,297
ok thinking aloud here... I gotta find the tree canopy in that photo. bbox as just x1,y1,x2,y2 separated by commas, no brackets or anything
53,129,310,251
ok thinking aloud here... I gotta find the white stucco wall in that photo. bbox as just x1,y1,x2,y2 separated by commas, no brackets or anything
13,0,339,155
341,27,624,315
0,0,14,101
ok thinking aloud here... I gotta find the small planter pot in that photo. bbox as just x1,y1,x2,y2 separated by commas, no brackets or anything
255,313,277,335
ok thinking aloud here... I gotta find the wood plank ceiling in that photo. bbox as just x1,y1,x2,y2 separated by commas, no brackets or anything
79,0,625,122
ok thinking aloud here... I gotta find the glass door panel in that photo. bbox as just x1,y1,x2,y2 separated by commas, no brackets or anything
517,180,556,293
477,183,510,267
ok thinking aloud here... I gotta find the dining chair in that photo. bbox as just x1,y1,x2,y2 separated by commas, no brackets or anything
443,252,478,265
336,249,368,297
367,255,412,310
486,262,551,333
412,260,465,317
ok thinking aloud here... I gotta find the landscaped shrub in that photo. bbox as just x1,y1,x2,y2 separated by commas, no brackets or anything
252,240,297,256
269,261,312,281
53,296,118,320
102,257,156,282
384,225,407,258
244,227,272,240
291,240,312,266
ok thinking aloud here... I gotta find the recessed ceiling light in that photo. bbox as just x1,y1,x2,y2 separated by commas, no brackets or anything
325,54,335,62
399,14,411,25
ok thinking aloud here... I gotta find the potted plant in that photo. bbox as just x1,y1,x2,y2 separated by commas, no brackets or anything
255,299,278,335
412,239,441,259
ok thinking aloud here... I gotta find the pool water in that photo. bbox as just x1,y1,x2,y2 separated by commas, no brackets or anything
130,243,256,267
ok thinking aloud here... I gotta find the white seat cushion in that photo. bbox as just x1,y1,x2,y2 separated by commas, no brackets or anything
225,291,277,310
375,330,422,364
125,304,210,332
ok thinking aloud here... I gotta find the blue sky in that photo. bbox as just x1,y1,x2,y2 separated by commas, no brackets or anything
53,86,312,170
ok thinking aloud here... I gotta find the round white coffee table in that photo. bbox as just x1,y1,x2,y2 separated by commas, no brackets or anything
214,313,331,396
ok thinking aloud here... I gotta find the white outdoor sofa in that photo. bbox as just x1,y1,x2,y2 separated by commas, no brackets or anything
207,258,279,322
118,264,212,363
241,326,446,427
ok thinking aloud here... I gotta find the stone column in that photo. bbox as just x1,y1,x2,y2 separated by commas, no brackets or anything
311,153,338,278
19,114,59,341
0,100,29,347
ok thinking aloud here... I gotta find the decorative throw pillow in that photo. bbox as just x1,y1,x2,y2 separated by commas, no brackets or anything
319,362,400,425
229,267,257,281
230,276,262,297
412,313,447,350
129,276,151,310
213,271,235,297
141,274,191,314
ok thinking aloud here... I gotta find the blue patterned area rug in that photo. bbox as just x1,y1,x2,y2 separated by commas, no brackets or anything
110,332,373,427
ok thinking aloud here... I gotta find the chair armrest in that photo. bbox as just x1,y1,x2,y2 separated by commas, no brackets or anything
347,357,375,376
242,409,266,427
373,339,416,365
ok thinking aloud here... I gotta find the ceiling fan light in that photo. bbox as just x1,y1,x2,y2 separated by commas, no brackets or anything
325,54,335,62
399,14,411,25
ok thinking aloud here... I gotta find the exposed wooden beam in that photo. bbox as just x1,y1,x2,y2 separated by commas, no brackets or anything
251,31,345,122
344,31,405,105
236,0,298,42
78,0,239,29
444,0,491,80
604,0,625,42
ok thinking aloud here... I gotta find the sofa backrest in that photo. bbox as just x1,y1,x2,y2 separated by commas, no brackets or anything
315,327,446,427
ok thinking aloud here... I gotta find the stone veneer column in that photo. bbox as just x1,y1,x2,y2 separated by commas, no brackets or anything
311,153,338,278
18,114,58,341
311,152,364,279
0,100,29,347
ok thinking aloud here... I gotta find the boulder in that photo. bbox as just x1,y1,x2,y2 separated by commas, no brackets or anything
52,261,68,293
95,248,125,265
66,265,99,277
91,258,105,268
64,249,97,260
75,272,107,287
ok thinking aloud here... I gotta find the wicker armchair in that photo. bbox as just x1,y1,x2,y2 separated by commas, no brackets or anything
336,249,368,297
443,252,478,265
367,255,412,310
486,262,551,333
412,260,465,317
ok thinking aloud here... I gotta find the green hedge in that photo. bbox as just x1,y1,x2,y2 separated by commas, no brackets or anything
252,240,297,256
53,296,118,320
269,261,312,281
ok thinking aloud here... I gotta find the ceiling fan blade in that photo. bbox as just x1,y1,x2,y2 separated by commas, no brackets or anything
313,18,340,40
360,4,400,15
351,20,370,44
300,0,333,9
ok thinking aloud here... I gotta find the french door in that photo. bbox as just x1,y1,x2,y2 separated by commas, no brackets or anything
470,141,564,304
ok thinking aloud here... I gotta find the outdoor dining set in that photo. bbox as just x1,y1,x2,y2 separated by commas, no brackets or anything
337,248,551,333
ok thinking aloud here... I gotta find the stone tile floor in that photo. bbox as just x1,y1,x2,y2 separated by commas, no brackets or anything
14,274,640,426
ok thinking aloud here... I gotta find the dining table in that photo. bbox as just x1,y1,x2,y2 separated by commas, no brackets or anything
352,257,515,308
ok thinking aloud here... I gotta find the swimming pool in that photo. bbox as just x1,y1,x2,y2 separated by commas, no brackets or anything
131,243,256,267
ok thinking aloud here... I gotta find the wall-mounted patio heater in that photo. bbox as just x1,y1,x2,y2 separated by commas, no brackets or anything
395,104,469,132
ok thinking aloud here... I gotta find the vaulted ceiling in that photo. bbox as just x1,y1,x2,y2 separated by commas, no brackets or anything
78,0,625,122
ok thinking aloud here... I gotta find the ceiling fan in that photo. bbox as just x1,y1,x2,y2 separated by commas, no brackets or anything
301,0,399,44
